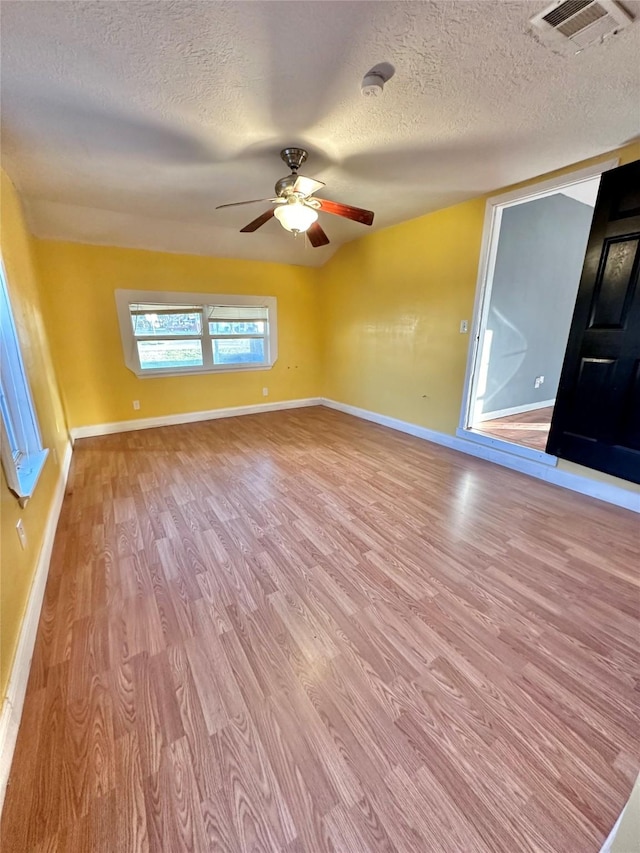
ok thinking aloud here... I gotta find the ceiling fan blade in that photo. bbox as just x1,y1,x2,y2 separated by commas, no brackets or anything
306,221,330,248
240,208,275,232
216,198,279,210
315,198,374,226
292,175,325,197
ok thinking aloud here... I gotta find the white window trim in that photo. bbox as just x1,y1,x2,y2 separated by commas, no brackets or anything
115,290,278,378
0,261,49,504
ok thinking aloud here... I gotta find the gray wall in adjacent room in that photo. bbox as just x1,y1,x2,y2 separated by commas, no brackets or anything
479,193,594,417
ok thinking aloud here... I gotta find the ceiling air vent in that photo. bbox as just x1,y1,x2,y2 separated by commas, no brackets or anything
530,0,633,53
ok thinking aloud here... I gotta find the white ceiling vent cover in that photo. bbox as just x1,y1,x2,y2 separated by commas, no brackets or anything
530,0,633,53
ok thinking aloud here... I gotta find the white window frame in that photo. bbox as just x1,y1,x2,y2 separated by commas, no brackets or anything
0,260,48,503
115,290,278,378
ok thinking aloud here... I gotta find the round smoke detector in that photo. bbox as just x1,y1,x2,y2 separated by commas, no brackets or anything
361,72,385,97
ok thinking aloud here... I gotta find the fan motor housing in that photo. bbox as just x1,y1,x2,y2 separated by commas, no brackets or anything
275,147,310,195
274,174,297,197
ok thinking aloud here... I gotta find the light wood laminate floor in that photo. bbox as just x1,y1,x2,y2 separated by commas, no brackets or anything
2,406,638,852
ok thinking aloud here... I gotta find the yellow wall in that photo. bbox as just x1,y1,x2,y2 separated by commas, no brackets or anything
320,142,640,495
0,170,69,697
34,241,322,428
321,198,484,434
3,144,638,702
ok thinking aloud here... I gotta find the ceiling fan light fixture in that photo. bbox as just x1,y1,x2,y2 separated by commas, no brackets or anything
274,201,318,233
218,148,374,246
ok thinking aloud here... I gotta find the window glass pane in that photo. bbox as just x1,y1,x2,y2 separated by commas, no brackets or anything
131,311,202,337
1,265,41,457
0,389,19,456
212,338,265,365
137,340,203,370
209,321,265,336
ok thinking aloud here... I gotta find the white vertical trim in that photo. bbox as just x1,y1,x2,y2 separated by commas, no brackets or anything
0,440,73,815
462,199,504,429
459,194,499,431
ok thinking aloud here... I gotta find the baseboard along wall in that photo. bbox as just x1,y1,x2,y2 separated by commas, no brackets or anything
321,398,640,514
69,397,323,440
71,395,639,511
0,440,73,814
475,398,556,422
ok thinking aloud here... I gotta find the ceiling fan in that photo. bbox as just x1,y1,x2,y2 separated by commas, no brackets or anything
216,147,374,247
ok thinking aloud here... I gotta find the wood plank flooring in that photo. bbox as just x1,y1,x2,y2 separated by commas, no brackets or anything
476,406,554,451
2,406,639,852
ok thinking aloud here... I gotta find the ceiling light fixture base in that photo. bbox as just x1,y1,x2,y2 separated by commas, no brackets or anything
280,147,308,173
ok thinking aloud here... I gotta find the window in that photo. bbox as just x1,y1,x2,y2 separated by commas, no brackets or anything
0,261,48,501
115,290,277,377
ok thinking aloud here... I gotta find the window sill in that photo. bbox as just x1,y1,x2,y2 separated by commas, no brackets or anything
14,448,49,505
131,363,274,379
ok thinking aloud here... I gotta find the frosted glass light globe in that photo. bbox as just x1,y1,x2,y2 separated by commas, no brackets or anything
274,201,318,233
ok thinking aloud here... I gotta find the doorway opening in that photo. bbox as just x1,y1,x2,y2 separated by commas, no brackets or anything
459,160,618,462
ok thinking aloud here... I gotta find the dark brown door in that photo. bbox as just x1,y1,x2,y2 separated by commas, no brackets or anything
547,159,640,484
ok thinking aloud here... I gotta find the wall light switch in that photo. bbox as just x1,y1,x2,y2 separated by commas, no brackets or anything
16,519,27,550
460,320,469,334
133,400,140,410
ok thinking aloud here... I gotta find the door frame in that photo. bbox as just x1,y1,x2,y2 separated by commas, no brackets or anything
456,157,619,463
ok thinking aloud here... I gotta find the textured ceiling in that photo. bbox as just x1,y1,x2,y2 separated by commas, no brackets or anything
1,0,639,267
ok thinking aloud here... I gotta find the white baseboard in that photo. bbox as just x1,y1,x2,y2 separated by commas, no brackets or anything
600,774,640,852
0,441,73,815
461,427,558,466
321,398,640,514
70,397,323,440
600,811,624,853
322,397,460,450
476,398,556,422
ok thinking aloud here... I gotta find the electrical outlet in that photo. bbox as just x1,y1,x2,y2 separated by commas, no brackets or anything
133,400,140,410
262,387,268,397
459,320,469,334
16,519,27,550
534,375,545,389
